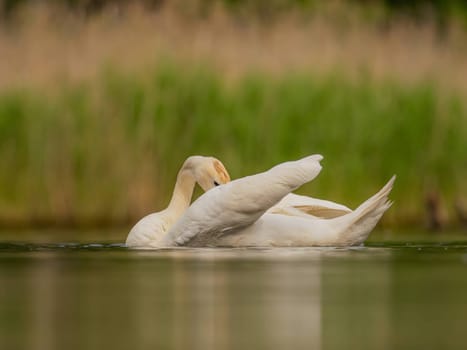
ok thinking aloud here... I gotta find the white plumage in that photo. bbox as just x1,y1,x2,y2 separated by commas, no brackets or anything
195,176,395,247
128,154,395,249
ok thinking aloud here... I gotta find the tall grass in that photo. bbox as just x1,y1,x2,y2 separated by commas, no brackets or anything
0,62,465,227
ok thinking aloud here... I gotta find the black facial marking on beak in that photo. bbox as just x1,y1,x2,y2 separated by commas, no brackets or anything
214,181,220,186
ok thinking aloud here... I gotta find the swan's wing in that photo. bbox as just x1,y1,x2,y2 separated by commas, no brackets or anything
268,193,352,219
159,154,323,247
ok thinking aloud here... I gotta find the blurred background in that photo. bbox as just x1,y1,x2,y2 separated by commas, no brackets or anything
1,0,466,234
2,3,467,350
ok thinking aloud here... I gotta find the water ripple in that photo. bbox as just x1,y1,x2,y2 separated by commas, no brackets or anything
0,242,127,252
0,241,466,253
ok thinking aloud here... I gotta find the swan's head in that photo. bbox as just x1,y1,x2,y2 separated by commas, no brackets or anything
184,156,231,191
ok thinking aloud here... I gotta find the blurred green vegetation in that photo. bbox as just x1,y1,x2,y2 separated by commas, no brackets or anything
0,62,465,227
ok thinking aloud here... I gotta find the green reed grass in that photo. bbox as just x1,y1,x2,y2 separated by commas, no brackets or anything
0,62,466,227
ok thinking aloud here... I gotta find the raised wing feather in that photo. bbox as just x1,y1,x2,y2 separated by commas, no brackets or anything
158,154,323,247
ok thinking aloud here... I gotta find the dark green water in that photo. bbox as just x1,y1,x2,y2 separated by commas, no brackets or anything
1,231,467,350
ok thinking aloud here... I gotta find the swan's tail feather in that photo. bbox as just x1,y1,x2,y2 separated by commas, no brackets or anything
338,175,396,245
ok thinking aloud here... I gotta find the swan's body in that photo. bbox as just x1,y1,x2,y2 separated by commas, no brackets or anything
187,176,395,247
125,156,230,248
127,154,395,249
156,154,394,248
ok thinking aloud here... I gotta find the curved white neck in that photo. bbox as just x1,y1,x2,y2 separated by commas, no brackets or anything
167,168,196,218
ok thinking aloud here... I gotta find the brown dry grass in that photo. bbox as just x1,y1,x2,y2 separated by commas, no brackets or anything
1,2,467,93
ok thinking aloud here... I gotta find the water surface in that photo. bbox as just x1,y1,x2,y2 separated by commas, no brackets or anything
1,230,466,350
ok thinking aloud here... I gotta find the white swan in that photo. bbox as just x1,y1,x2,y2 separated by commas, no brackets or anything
125,156,230,248
156,155,394,248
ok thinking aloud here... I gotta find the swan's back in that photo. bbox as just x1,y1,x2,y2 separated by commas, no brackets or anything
159,155,323,247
